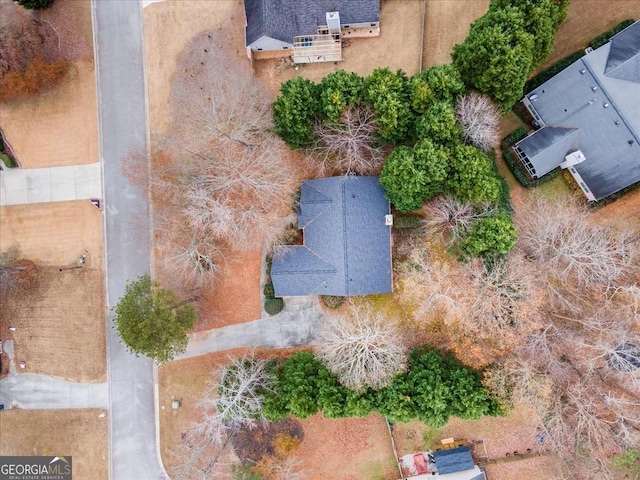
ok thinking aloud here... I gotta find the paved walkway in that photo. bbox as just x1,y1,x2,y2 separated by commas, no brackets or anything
0,163,102,206
177,297,325,360
0,340,108,409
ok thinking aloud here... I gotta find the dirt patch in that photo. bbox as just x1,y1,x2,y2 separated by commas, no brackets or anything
0,409,108,480
0,200,102,266
293,412,399,480
253,0,425,97
0,265,105,382
539,1,640,71
422,0,489,68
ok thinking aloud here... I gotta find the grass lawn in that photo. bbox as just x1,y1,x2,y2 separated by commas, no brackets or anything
0,409,108,480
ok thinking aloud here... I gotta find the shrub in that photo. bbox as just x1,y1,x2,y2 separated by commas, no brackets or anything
0,153,16,168
320,295,345,309
264,298,284,315
263,282,275,299
0,58,68,102
15,0,54,9
589,19,636,49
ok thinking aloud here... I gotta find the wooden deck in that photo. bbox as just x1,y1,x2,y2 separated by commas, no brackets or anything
292,34,342,64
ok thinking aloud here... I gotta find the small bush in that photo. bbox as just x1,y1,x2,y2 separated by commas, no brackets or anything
320,295,345,309
501,127,559,188
393,215,422,229
0,153,16,168
263,283,275,299
15,0,54,9
264,298,284,315
589,19,635,49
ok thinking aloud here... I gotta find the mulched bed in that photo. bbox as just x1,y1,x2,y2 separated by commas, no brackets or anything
232,417,304,464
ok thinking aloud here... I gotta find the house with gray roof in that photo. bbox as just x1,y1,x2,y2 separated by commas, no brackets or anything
400,446,486,480
243,0,380,63
515,20,640,201
271,176,392,297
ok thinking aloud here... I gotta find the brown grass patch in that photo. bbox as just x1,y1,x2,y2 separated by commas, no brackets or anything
0,201,103,266
0,409,108,480
539,0,640,71
0,265,105,382
292,412,399,480
423,0,490,68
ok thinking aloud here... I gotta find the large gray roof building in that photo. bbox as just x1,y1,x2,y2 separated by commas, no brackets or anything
516,20,640,201
271,176,392,297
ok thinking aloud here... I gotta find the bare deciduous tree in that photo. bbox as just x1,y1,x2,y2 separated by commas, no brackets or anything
422,195,497,243
309,106,385,176
315,306,407,391
171,354,274,480
518,197,637,290
455,93,500,152
144,28,297,290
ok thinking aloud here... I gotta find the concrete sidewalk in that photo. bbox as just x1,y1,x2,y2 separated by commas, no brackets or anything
177,297,325,360
0,163,102,206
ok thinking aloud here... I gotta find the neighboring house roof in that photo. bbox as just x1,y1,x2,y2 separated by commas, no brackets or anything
244,0,380,45
517,126,580,177
271,176,392,297
433,447,475,475
517,20,640,200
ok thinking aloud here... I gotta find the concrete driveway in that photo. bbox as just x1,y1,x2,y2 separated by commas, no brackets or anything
0,163,101,206
0,340,108,410
178,297,325,360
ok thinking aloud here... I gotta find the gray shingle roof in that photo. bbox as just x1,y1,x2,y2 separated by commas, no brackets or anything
516,127,580,177
433,447,475,475
605,21,640,83
244,0,380,45
520,20,640,200
271,176,392,297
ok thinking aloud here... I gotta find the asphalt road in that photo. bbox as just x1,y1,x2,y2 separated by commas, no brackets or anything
92,2,160,479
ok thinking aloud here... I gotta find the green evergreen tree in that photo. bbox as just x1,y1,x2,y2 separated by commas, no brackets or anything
452,6,535,110
273,77,320,148
318,70,363,122
446,144,502,204
363,68,413,143
415,100,463,145
409,64,465,113
114,275,196,363
460,213,517,258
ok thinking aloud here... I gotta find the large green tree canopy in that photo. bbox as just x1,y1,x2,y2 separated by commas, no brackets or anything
273,77,320,148
114,275,197,363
